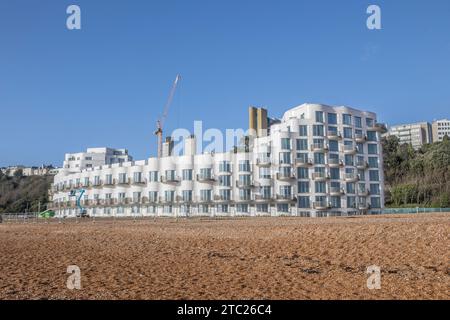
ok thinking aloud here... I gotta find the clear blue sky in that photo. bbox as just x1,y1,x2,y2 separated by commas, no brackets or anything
0,0,449,167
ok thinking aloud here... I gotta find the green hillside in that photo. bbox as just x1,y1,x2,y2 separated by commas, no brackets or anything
0,170,53,213
383,135,450,207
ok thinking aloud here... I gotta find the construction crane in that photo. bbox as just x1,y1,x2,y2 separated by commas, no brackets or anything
154,74,181,158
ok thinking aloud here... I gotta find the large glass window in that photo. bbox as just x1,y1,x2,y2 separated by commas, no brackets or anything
298,196,310,208
368,157,378,168
354,116,362,128
219,161,231,172
368,144,378,154
370,197,381,208
314,153,325,164
315,181,326,193
279,152,291,164
239,160,251,172
313,125,324,136
367,131,377,141
218,175,231,186
369,170,380,181
343,114,352,125
343,127,353,139
329,140,338,152
298,181,310,193
182,169,193,181
281,138,291,150
370,184,380,195
315,111,324,123
330,168,340,180
299,125,308,136
296,139,308,151
259,167,271,179
327,113,337,125
297,167,309,179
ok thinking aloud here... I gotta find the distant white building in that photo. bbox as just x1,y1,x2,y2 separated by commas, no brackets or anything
432,118,450,142
63,147,133,172
51,103,386,218
385,122,433,149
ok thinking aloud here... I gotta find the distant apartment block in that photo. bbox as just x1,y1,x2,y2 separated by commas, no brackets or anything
63,147,133,172
385,122,433,149
432,118,450,142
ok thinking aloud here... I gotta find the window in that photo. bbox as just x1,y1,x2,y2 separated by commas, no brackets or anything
133,172,142,183
368,144,378,155
314,153,325,164
343,127,353,139
299,125,308,136
329,140,338,152
277,204,289,213
259,167,271,179
238,174,251,186
370,184,380,195
260,186,271,198
368,157,378,168
105,174,112,185
346,183,355,194
330,196,341,208
85,156,92,160
330,168,340,180
345,154,354,166
200,189,212,201
219,189,231,200
182,190,192,202
367,131,377,141
219,161,231,172
182,169,193,181
279,185,292,197
366,118,374,127
315,181,326,193
133,192,141,203
358,169,365,181
149,191,158,202
313,125,324,136
200,168,212,179
239,160,250,172
256,204,269,213
297,167,309,179
327,113,337,125
281,138,291,150
239,189,251,200
118,173,127,184
165,190,175,202
165,170,176,180
218,175,231,187
347,196,356,208
298,181,310,193
149,171,158,182
296,139,308,151
315,111,324,123
354,116,362,128
356,143,364,154
370,197,381,208
369,170,379,181
343,114,352,125
236,204,249,213
296,153,309,164
279,152,291,164
298,196,310,208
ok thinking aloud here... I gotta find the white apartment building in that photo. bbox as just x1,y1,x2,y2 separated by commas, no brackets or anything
432,118,450,142
385,122,432,149
63,147,133,172
50,103,385,218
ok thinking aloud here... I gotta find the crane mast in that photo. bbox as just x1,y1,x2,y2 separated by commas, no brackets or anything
154,74,181,158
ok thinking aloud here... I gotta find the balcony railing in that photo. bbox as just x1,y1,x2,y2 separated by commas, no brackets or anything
132,178,147,185
311,172,330,181
327,130,341,140
344,173,360,182
328,158,343,167
330,187,345,195
295,158,313,167
275,194,295,201
313,201,331,210
342,145,358,154
161,176,180,184
311,143,329,152
256,158,271,167
236,180,253,188
276,172,296,180
355,133,367,142
356,161,369,169
196,174,216,182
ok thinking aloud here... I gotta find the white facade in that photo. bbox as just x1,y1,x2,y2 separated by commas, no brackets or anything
386,122,432,149
63,147,132,172
50,103,385,218
432,118,450,142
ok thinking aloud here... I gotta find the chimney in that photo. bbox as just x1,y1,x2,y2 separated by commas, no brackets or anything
184,134,197,156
